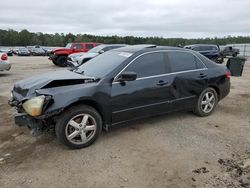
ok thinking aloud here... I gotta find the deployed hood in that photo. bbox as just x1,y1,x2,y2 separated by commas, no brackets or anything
13,70,97,97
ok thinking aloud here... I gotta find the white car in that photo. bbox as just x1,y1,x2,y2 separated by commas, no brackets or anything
0,53,11,71
67,44,127,67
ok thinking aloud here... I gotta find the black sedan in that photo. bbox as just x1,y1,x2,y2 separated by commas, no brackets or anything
9,45,231,149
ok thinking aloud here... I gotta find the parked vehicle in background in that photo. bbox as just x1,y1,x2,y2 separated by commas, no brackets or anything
17,48,30,56
0,53,11,71
184,44,223,63
67,44,128,67
9,45,231,149
0,48,13,56
13,48,19,55
31,47,45,56
42,47,55,56
220,45,239,57
49,42,101,67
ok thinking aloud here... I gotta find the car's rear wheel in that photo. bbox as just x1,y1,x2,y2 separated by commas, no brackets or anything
56,56,68,67
193,87,218,117
55,105,102,149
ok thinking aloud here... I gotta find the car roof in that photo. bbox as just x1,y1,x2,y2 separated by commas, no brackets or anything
185,44,218,47
114,45,184,54
98,44,128,47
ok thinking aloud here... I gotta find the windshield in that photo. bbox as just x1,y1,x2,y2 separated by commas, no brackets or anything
74,51,131,78
65,43,72,48
88,45,105,53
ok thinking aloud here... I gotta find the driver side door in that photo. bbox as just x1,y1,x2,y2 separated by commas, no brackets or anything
110,52,174,125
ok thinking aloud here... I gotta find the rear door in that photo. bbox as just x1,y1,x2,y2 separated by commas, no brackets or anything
166,51,208,110
111,52,174,124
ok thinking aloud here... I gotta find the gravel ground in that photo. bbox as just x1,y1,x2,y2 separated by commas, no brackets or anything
0,56,250,188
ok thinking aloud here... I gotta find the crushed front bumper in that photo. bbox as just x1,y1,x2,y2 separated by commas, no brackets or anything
15,113,40,129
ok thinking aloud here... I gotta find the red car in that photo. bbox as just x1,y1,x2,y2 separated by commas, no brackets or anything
49,42,101,67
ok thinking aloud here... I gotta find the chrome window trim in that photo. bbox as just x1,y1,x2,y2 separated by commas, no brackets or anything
113,68,207,84
113,50,207,84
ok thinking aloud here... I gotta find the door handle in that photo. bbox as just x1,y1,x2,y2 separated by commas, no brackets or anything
157,80,168,86
199,73,207,78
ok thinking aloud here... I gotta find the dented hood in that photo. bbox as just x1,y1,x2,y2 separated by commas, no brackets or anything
14,70,95,97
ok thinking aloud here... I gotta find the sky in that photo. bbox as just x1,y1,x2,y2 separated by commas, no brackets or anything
1,0,250,38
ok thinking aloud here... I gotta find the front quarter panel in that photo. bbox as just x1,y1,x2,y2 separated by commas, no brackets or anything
36,82,112,122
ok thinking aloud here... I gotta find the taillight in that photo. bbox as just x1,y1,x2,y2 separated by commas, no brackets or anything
1,53,7,61
226,71,231,78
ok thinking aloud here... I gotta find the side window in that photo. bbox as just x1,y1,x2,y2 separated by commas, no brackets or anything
167,51,204,72
86,44,94,50
125,52,167,78
73,44,83,49
193,46,200,51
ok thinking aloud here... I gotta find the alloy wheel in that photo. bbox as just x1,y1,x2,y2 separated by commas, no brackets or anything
65,114,97,145
201,91,215,113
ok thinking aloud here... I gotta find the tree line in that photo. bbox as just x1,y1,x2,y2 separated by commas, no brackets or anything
1,29,250,47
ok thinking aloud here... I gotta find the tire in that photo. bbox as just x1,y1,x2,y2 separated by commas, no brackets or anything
52,60,59,66
56,56,68,67
55,105,102,149
193,87,218,117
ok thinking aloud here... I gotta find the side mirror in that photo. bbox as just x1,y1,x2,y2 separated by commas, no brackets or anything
99,50,105,54
116,71,137,82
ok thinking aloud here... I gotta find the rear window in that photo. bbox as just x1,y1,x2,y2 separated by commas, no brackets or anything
167,51,204,72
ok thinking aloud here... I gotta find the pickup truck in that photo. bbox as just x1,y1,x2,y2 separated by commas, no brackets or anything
184,44,224,64
49,42,101,67
220,45,240,57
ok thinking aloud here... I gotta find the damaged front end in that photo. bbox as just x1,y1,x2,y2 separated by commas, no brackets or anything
8,70,100,136
9,92,55,136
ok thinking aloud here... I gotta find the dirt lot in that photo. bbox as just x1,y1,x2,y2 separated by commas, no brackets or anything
0,56,250,188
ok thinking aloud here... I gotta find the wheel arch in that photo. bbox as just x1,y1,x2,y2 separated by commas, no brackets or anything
208,85,220,99
63,99,105,127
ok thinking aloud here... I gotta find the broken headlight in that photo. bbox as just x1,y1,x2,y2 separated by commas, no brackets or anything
22,95,45,117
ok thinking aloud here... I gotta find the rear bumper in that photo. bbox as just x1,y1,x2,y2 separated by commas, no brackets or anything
219,78,231,100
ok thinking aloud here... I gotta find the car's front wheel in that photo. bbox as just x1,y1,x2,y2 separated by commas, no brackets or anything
55,105,102,149
193,87,218,117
